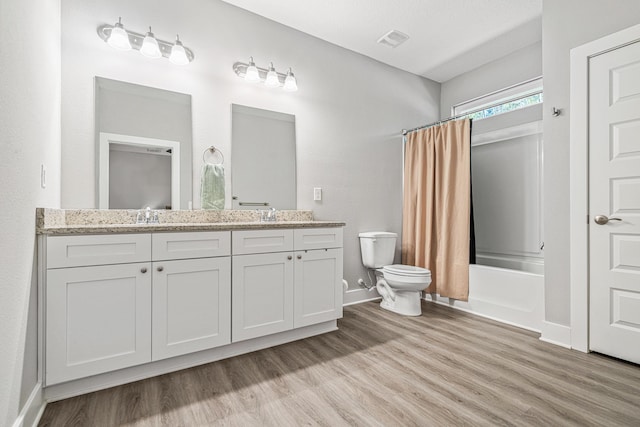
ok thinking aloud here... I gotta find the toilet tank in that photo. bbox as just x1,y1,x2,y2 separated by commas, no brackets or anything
358,231,397,269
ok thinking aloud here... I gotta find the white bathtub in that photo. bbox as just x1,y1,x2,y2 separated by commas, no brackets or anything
424,264,544,332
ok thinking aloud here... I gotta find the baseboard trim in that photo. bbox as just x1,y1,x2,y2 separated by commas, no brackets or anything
343,288,380,306
12,383,46,427
422,295,541,334
540,321,572,349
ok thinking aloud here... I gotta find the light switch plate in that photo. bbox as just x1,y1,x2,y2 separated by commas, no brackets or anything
313,187,322,201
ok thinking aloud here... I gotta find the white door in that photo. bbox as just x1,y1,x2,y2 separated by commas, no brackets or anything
152,257,231,361
231,252,294,342
589,40,640,363
46,263,152,385
294,248,343,328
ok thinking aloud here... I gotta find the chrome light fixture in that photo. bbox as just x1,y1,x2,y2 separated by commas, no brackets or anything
245,57,260,83
264,63,280,87
233,57,298,92
140,27,161,58
107,17,132,51
97,18,195,64
283,68,298,92
169,35,189,65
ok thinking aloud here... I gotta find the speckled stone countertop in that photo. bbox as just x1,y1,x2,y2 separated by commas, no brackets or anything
36,208,345,235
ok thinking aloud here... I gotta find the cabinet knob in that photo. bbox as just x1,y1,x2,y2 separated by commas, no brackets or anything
297,255,302,259
287,255,292,260
157,266,164,272
141,267,147,274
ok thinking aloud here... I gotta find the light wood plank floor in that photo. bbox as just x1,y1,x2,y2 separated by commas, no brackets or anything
39,301,640,426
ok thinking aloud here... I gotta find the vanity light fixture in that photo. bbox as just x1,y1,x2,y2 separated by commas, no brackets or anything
140,27,161,58
233,57,298,92
169,35,189,65
97,18,195,64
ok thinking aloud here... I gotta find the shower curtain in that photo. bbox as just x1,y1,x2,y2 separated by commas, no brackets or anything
402,118,471,301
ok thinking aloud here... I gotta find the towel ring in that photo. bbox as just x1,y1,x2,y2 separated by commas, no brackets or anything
202,146,224,165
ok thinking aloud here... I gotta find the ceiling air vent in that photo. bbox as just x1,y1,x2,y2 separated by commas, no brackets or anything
377,30,409,48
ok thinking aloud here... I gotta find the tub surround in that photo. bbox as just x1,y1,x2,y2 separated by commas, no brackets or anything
36,208,344,235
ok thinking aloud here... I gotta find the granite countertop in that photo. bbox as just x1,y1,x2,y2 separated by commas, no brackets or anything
36,208,345,235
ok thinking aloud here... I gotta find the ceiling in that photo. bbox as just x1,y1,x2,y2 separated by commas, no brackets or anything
220,0,542,83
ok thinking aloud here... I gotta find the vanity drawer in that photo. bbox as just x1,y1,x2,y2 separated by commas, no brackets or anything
232,229,294,255
47,234,151,269
152,231,231,261
294,227,343,251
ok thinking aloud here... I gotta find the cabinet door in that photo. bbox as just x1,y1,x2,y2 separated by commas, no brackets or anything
152,257,231,360
46,263,152,385
232,252,294,342
294,248,344,328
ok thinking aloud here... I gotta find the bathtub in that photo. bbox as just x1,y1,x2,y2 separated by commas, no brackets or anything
424,264,544,332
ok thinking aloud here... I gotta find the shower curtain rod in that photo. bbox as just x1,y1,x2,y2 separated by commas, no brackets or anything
402,114,469,135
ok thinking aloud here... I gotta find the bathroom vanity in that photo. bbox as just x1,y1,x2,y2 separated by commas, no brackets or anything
37,209,344,400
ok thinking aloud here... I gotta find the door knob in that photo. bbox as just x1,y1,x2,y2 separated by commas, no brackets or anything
594,215,622,225
297,255,302,259
140,267,147,273
157,266,164,272
287,255,292,260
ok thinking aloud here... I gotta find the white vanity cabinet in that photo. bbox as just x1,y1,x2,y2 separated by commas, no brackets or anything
40,224,343,395
45,234,153,385
231,228,343,342
151,232,231,361
44,231,231,385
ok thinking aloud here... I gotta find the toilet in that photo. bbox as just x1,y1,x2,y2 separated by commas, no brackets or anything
359,231,431,316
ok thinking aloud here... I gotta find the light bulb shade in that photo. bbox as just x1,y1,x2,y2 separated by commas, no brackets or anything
170,41,189,65
283,71,298,92
245,64,260,82
265,68,279,87
140,31,161,58
107,25,131,51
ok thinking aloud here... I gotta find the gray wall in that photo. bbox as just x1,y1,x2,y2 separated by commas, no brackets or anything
0,0,61,424
542,0,640,326
60,0,440,294
440,42,541,117
109,151,172,209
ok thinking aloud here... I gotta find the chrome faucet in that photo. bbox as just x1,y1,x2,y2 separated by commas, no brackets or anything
136,207,160,224
260,208,277,222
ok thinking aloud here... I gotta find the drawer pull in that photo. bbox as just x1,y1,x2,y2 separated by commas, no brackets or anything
287,255,292,260
141,267,148,274
297,255,302,259
157,266,164,272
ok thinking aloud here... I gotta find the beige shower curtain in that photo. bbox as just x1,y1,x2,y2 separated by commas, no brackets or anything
402,118,471,301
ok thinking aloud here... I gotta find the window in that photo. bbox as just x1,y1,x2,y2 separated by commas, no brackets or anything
453,77,543,121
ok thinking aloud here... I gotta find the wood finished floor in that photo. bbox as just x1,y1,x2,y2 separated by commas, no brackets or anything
39,301,640,426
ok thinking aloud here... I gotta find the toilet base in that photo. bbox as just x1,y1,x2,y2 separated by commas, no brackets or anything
379,291,422,316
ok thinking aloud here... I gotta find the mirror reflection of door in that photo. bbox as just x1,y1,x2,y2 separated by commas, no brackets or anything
98,133,181,210
109,143,171,209
231,104,296,209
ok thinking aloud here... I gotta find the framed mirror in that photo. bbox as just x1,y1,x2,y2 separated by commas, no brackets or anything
231,104,296,209
95,77,192,209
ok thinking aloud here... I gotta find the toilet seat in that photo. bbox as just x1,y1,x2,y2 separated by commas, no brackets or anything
382,264,431,278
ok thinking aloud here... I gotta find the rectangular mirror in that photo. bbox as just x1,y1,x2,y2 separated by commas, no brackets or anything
231,104,296,209
95,77,192,209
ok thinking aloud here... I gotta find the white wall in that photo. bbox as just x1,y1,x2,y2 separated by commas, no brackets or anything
542,0,640,326
0,0,61,424
60,0,440,292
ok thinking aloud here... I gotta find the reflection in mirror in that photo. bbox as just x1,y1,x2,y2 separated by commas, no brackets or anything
231,104,296,209
95,77,192,209
99,133,180,209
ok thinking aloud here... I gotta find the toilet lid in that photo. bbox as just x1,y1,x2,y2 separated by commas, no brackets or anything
383,264,431,277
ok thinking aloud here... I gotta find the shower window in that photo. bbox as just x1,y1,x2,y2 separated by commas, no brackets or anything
453,77,543,122
457,79,544,274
